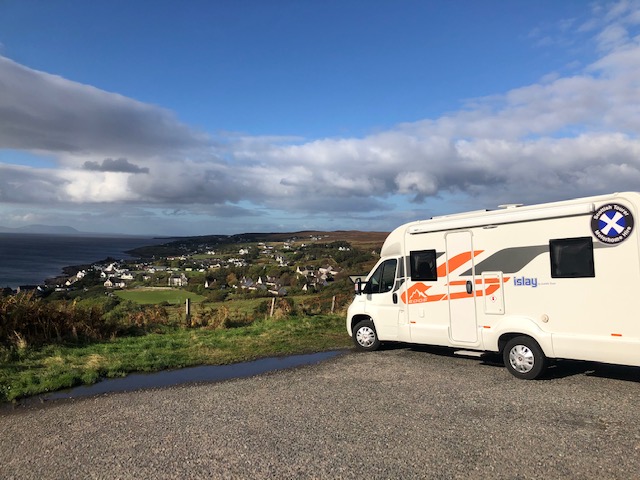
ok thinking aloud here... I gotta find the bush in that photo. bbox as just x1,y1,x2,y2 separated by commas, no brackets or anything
253,300,271,317
207,289,229,302
273,298,295,319
197,305,254,329
0,292,106,348
0,292,171,349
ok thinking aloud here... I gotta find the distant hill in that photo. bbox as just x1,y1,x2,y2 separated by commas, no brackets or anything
127,230,389,258
164,230,389,248
0,224,82,235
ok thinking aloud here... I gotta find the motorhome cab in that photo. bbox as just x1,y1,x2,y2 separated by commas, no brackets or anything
346,192,640,379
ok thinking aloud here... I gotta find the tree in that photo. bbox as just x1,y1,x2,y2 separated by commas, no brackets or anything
226,272,238,287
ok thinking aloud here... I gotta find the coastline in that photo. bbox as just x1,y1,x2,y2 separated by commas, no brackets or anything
0,233,165,290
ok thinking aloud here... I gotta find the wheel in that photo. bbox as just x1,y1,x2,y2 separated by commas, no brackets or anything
503,336,547,380
352,320,380,351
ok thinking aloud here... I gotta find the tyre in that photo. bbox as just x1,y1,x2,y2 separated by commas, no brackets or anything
503,336,548,380
352,320,380,351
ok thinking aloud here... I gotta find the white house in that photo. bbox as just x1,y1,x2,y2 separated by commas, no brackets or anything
168,273,189,287
104,277,126,289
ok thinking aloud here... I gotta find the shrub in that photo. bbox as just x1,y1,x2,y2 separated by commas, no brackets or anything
0,292,106,348
0,293,171,349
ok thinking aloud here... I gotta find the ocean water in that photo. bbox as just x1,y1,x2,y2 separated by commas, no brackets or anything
0,233,166,289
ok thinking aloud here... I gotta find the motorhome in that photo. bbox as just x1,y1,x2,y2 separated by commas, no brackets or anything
346,192,640,379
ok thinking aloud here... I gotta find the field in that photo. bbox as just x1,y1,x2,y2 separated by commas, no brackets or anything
115,288,206,305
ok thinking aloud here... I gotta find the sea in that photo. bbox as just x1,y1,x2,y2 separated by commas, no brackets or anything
0,233,167,289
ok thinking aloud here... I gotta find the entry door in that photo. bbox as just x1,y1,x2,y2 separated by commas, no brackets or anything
446,231,478,343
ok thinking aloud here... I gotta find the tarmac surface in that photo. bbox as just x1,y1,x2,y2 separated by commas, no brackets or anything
2,345,640,479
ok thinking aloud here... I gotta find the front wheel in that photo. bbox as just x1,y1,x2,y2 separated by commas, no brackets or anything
352,320,380,351
503,336,548,380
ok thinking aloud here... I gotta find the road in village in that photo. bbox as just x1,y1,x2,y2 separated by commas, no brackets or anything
2,346,640,479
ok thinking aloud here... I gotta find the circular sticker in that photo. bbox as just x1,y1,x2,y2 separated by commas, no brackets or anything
591,203,634,244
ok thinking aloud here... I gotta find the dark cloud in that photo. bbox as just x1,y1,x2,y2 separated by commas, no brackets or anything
0,56,210,156
83,158,149,174
0,164,67,203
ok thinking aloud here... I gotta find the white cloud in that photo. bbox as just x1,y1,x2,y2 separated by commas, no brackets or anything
63,171,141,203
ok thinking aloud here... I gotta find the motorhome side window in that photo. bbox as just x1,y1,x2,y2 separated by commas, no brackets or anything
410,250,437,281
368,259,397,294
549,237,595,278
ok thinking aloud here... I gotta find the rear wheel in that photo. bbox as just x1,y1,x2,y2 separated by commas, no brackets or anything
503,336,547,380
352,320,380,351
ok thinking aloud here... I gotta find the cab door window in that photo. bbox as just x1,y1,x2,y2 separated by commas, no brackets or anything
368,259,398,294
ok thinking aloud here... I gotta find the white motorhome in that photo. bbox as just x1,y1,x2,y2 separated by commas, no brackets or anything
346,192,640,379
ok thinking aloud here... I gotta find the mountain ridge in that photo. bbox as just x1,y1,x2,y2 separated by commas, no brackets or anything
0,224,82,235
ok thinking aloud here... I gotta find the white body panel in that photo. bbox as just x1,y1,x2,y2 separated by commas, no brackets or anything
347,192,640,368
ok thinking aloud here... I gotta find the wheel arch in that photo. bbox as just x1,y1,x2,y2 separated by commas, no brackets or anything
489,316,555,358
498,332,550,358
498,333,525,353
350,314,373,335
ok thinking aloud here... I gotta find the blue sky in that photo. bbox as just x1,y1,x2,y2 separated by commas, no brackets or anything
1,0,639,236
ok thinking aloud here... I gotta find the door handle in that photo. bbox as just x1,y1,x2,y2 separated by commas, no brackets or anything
465,281,473,294
392,293,398,304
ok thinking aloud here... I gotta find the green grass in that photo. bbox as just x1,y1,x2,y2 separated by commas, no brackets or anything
0,315,352,402
115,288,206,305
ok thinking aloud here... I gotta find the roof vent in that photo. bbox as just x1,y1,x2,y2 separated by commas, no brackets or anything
497,203,523,209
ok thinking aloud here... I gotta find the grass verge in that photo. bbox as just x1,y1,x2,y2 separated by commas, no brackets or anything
0,315,351,402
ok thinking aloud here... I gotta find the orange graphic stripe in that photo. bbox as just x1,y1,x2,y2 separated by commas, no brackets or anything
400,276,510,304
436,250,484,277
449,277,505,286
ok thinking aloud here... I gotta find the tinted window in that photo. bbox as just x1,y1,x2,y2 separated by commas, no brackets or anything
410,250,437,281
368,259,398,294
549,237,595,278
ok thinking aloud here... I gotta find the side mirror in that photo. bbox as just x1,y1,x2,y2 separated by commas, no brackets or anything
356,279,362,295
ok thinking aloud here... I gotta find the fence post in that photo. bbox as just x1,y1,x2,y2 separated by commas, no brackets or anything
185,298,191,326
270,297,276,317
331,295,336,314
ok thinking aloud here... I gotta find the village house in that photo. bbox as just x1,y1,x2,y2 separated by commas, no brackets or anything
296,266,316,277
16,285,45,294
104,262,125,274
64,269,87,286
318,265,339,281
168,273,189,287
227,258,247,267
104,277,126,289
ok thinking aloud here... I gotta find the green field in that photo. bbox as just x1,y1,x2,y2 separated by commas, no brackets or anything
115,288,206,305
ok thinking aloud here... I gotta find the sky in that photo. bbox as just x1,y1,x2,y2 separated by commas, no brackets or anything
1,0,640,236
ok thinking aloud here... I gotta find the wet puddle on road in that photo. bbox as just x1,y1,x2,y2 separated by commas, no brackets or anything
19,350,349,406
